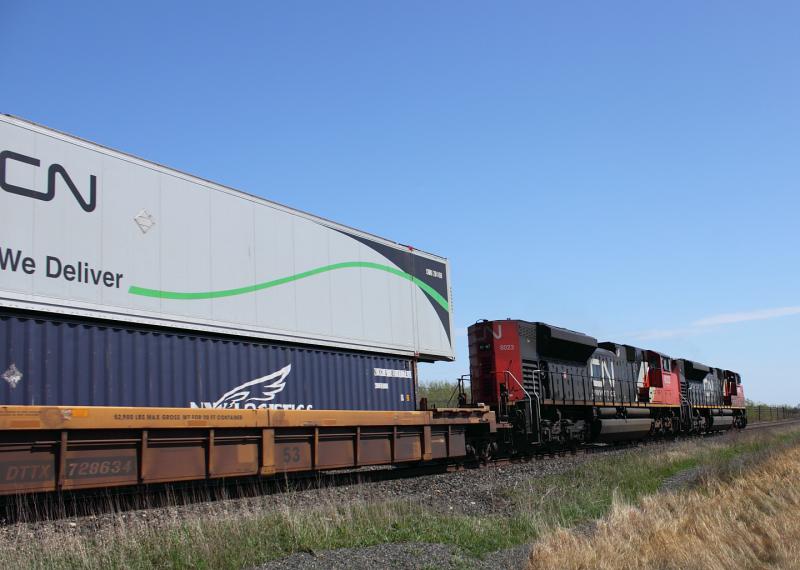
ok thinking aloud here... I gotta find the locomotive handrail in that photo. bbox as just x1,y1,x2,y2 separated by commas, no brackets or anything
504,370,540,444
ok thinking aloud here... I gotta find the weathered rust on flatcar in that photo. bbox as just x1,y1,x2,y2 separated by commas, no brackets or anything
0,406,496,495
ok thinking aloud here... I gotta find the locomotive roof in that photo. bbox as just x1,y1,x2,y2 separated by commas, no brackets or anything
677,358,711,373
516,320,598,345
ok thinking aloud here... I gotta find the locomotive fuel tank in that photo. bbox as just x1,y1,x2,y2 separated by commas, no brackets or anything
592,418,653,442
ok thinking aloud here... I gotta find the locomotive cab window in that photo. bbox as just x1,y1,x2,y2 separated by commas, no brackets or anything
662,357,671,371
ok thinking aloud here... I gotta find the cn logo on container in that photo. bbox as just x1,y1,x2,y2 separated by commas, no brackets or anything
0,150,97,212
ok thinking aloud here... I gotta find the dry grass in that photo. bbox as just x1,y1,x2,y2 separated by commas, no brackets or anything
528,439,800,570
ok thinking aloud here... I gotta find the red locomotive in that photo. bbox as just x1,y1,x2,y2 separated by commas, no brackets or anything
467,319,746,454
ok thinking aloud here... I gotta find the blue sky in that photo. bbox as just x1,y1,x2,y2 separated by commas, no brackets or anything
4,2,798,403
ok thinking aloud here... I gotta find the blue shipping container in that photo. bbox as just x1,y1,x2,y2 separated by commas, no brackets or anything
0,311,416,410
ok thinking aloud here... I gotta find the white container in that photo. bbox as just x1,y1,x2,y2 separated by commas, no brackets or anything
0,115,453,361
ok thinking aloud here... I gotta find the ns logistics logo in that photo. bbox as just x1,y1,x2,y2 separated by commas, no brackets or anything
189,365,314,410
188,365,413,410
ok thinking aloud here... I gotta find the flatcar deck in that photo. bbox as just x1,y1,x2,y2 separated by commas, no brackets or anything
0,406,496,495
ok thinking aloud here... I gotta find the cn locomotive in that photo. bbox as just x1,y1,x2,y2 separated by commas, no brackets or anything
465,319,747,457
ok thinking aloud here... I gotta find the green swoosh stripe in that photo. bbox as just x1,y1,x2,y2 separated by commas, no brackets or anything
128,261,449,311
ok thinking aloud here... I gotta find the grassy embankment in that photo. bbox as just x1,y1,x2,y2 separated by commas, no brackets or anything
3,427,799,569
529,430,800,569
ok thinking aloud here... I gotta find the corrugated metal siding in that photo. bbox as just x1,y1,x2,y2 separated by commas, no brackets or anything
688,380,724,407
0,311,416,410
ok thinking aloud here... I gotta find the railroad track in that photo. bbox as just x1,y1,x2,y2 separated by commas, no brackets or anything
4,420,798,525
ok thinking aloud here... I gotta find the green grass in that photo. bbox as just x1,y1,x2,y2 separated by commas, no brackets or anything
417,380,460,408
6,427,800,569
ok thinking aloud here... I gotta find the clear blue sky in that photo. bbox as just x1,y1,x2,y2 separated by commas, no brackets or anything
4,1,798,404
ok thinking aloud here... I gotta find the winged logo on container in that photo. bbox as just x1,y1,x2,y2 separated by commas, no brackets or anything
212,364,292,408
